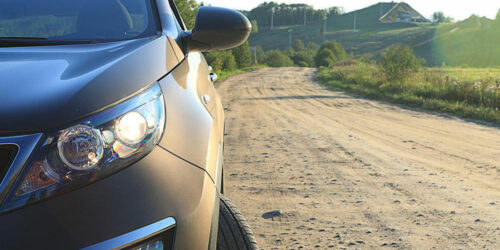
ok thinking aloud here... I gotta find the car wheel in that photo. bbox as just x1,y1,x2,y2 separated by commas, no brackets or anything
217,195,258,250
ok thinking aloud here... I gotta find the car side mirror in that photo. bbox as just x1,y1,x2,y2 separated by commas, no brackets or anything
182,6,251,53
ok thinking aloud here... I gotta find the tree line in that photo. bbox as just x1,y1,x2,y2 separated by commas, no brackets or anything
242,2,344,28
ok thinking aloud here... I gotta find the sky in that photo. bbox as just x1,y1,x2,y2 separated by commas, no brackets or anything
198,0,500,21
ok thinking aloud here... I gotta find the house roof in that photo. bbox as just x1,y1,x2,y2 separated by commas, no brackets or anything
379,2,430,22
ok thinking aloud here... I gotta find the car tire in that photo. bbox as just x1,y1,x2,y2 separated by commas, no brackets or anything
217,195,259,250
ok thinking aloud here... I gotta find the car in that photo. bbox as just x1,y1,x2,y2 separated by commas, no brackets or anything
0,0,257,249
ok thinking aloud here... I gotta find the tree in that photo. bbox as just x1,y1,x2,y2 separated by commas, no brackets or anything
232,41,252,68
247,2,343,27
327,7,344,17
306,42,320,51
432,11,451,23
251,20,259,34
314,41,346,67
205,51,237,72
293,39,305,51
264,50,294,67
175,0,200,29
381,45,421,81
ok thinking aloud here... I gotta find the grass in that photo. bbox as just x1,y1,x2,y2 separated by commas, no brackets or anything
316,61,500,123
413,16,500,67
217,65,267,80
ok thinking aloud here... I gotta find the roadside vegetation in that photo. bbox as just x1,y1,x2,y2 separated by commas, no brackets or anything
317,45,500,123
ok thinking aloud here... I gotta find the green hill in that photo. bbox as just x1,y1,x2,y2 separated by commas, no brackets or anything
249,2,500,67
249,2,427,51
413,16,500,67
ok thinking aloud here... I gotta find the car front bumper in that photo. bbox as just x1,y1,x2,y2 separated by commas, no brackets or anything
0,146,218,250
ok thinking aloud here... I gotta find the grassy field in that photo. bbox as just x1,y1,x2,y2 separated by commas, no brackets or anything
414,16,500,67
317,61,500,123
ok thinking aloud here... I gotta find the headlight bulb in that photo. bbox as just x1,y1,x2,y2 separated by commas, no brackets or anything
115,111,148,145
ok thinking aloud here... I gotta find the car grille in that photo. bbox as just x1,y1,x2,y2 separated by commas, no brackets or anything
0,145,18,184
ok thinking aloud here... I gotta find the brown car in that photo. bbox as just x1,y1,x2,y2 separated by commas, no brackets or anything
0,0,256,249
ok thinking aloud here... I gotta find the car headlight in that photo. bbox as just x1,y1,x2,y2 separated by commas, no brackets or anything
1,84,165,213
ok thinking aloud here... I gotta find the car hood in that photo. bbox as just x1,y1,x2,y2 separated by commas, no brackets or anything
0,36,171,134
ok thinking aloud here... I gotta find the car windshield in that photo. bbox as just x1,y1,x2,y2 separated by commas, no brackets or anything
0,0,159,44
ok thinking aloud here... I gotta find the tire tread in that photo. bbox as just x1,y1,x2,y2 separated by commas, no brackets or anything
217,195,258,250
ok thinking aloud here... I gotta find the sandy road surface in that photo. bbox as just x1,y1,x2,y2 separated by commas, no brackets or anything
216,68,500,249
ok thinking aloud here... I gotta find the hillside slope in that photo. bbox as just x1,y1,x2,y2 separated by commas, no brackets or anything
413,16,500,66
249,2,423,51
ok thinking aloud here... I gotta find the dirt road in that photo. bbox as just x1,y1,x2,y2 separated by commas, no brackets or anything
216,68,500,249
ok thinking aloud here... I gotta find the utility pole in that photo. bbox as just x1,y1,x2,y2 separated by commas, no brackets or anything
271,7,275,30
249,47,257,64
353,11,357,31
288,29,292,47
303,8,306,26
323,16,327,41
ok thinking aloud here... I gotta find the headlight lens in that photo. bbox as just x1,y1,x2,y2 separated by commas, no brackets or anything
57,125,104,171
1,84,165,213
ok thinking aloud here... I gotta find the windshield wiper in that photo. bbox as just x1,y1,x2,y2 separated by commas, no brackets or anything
0,37,93,47
0,37,49,40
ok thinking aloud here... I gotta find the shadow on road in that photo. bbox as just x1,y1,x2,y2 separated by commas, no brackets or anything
244,95,354,101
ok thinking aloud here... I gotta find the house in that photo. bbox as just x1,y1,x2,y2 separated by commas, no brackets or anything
396,11,428,23
380,2,430,23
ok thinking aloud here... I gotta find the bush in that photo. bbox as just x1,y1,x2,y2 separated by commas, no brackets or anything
381,45,421,81
315,49,336,67
315,41,346,67
293,39,305,51
335,58,359,67
264,50,294,67
205,50,237,72
285,47,295,58
293,51,315,67
357,53,375,64
256,46,265,64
